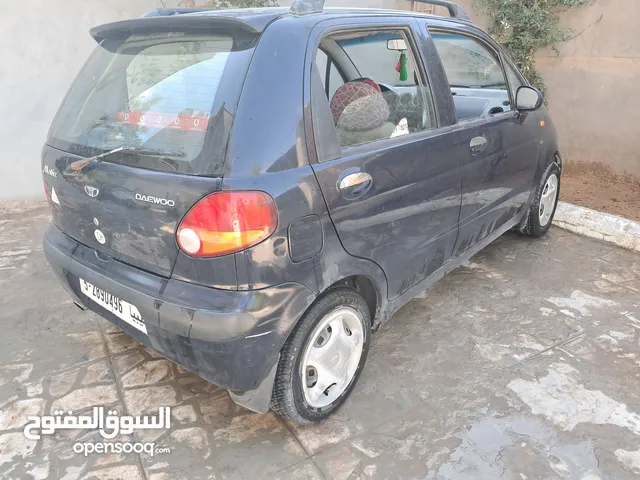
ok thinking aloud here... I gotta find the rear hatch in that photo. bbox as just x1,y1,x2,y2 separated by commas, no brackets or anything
43,19,257,276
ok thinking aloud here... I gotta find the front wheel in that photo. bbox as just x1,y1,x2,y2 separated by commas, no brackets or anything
270,288,371,424
521,162,561,237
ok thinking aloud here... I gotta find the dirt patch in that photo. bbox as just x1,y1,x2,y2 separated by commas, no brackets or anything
561,170,640,223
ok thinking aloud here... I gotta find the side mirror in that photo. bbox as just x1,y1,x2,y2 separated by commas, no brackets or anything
387,39,407,51
516,86,543,111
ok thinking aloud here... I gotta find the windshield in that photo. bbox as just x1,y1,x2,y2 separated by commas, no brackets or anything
48,31,254,176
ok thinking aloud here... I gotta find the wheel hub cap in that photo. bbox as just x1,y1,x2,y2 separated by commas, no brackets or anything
301,307,364,408
539,174,559,227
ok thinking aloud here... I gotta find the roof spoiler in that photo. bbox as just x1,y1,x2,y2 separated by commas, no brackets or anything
90,16,258,43
290,0,470,20
142,8,212,18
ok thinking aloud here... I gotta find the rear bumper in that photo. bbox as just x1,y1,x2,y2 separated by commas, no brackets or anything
43,223,315,409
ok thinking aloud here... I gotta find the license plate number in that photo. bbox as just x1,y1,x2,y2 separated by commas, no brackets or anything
79,278,147,334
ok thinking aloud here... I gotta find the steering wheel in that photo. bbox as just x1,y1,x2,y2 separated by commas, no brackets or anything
378,84,401,123
379,84,425,132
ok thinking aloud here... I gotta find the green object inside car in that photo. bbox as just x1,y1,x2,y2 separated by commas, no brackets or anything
398,51,408,81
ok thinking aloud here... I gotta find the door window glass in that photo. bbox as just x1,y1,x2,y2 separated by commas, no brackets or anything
431,32,511,121
313,29,437,150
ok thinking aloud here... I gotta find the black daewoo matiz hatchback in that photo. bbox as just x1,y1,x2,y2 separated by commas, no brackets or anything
42,0,561,423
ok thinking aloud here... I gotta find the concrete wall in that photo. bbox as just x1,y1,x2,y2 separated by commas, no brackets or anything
538,0,640,179
1,0,637,201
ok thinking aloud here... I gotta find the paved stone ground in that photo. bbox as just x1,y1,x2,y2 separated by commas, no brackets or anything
1,203,640,480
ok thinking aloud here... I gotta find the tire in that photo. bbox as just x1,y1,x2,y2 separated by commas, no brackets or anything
521,162,561,238
270,287,371,424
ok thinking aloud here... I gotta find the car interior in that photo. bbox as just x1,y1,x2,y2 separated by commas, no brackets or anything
316,30,433,148
315,29,514,149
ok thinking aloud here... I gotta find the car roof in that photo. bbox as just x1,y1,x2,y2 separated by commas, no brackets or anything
90,6,475,44
176,6,472,27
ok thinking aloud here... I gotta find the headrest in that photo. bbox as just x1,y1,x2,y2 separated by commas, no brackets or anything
330,80,389,132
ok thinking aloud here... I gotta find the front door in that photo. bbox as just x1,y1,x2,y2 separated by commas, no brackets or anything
308,20,462,299
429,29,540,255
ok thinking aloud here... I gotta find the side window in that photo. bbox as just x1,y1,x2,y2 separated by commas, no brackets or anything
431,31,511,122
313,29,437,150
315,49,345,100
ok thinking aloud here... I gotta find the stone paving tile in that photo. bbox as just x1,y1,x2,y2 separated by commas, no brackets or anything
271,459,324,480
204,413,308,478
311,409,445,480
287,371,426,456
2,206,640,479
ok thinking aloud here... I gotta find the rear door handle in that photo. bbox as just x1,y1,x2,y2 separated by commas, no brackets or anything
470,136,488,155
338,172,373,200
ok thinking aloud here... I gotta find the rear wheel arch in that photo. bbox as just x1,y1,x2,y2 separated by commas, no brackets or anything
327,275,379,327
278,274,381,355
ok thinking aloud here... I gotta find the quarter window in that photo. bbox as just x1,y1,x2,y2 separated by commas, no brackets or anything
431,31,511,121
503,59,525,95
313,29,437,150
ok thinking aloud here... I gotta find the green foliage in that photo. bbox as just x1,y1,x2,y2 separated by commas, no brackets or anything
472,0,593,96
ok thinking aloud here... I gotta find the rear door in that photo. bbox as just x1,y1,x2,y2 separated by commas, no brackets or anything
427,27,540,254
43,26,254,276
307,18,462,299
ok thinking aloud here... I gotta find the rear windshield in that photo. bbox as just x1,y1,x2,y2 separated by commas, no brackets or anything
48,30,255,176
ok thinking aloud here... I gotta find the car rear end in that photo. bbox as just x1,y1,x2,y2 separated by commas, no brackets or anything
41,13,318,412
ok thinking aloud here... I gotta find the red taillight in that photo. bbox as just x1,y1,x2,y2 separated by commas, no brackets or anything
177,191,277,257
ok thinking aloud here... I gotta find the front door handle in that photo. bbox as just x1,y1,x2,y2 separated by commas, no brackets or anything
470,136,488,155
338,172,373,200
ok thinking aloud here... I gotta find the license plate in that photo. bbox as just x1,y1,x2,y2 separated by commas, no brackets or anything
79,278,147,334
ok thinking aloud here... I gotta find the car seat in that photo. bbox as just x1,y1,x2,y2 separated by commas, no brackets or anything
329,80,396,147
